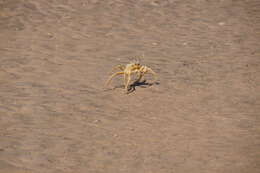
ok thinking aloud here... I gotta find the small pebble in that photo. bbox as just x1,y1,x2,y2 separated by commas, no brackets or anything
151,1,160,6
93,119,101,123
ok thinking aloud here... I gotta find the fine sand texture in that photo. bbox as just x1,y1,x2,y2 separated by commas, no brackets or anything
0,0,259,173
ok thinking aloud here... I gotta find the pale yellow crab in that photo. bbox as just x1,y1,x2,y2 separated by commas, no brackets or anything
105,59,157,93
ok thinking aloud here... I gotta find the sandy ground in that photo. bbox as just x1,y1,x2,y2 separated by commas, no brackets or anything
0,0,260,173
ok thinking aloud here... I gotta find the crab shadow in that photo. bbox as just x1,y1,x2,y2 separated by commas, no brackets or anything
104,80,159,94
127,80,160,94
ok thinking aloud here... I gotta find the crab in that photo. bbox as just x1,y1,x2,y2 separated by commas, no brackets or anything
105,59,157,93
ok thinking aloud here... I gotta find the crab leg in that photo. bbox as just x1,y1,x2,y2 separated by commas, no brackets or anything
147,68,157,83
124,73,127,86
125,74,132,92
136,71,144,83
112,65,125,72
105,71,124,86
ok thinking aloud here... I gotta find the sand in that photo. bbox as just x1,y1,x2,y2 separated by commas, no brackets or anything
0,0,259,172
